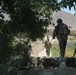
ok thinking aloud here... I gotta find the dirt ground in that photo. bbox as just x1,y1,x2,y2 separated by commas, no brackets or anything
31,41,52,58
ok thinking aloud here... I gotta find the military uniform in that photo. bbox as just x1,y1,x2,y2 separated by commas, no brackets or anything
73,44,76,57
52,19,70,58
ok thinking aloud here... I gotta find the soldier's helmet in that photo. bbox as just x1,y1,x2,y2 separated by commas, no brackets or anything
57,18,63,23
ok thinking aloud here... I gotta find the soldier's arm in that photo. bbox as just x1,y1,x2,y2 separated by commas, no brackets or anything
52,26,58,39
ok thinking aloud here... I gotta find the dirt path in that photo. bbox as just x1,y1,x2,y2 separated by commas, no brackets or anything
37,48,52,57
31,41,52,58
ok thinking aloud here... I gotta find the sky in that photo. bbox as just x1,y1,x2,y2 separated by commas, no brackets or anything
61,7,76,15
58,0,76,15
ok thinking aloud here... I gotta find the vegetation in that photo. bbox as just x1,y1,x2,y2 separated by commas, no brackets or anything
51,45,60,58
0,0,76,74
51,38,76,58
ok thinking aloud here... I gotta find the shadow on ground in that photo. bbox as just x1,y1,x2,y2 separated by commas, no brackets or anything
17,57,76,70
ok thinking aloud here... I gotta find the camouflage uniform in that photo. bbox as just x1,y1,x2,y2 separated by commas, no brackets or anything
52,19,70,58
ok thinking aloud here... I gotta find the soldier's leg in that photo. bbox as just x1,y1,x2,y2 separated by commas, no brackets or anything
59,39,65,58
73,48,76,57
57,36,65,58
61,38,67,58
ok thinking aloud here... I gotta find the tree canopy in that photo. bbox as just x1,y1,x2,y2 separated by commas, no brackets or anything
0,0,60,41
0,0,76,41
0,0,75,60
0,0,76,74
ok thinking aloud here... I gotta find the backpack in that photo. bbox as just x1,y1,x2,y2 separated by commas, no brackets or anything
62,24,70,35
57,23,70,35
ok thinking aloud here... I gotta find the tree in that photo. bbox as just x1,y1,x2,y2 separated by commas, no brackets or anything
0,0,61,66
0,0,76,74
0,0,61,41
60,0,76,10
0,0,75,41
0,0,75,63
0,0,75,60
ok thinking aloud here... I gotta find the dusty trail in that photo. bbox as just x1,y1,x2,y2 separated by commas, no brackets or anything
31,41,52,58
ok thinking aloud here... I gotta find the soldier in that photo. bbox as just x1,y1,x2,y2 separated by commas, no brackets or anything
73,43,76,57
52,19,70,59
44,36,52,57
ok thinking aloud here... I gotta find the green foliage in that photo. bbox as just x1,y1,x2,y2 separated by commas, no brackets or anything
0,16,13,63
0,0,62,41
60,0,76,10
51,45,59,57
0,0,75,41
0,0,76,74
51,38,76,58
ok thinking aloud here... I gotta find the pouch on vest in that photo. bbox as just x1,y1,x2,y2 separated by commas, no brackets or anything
63,24,70,35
